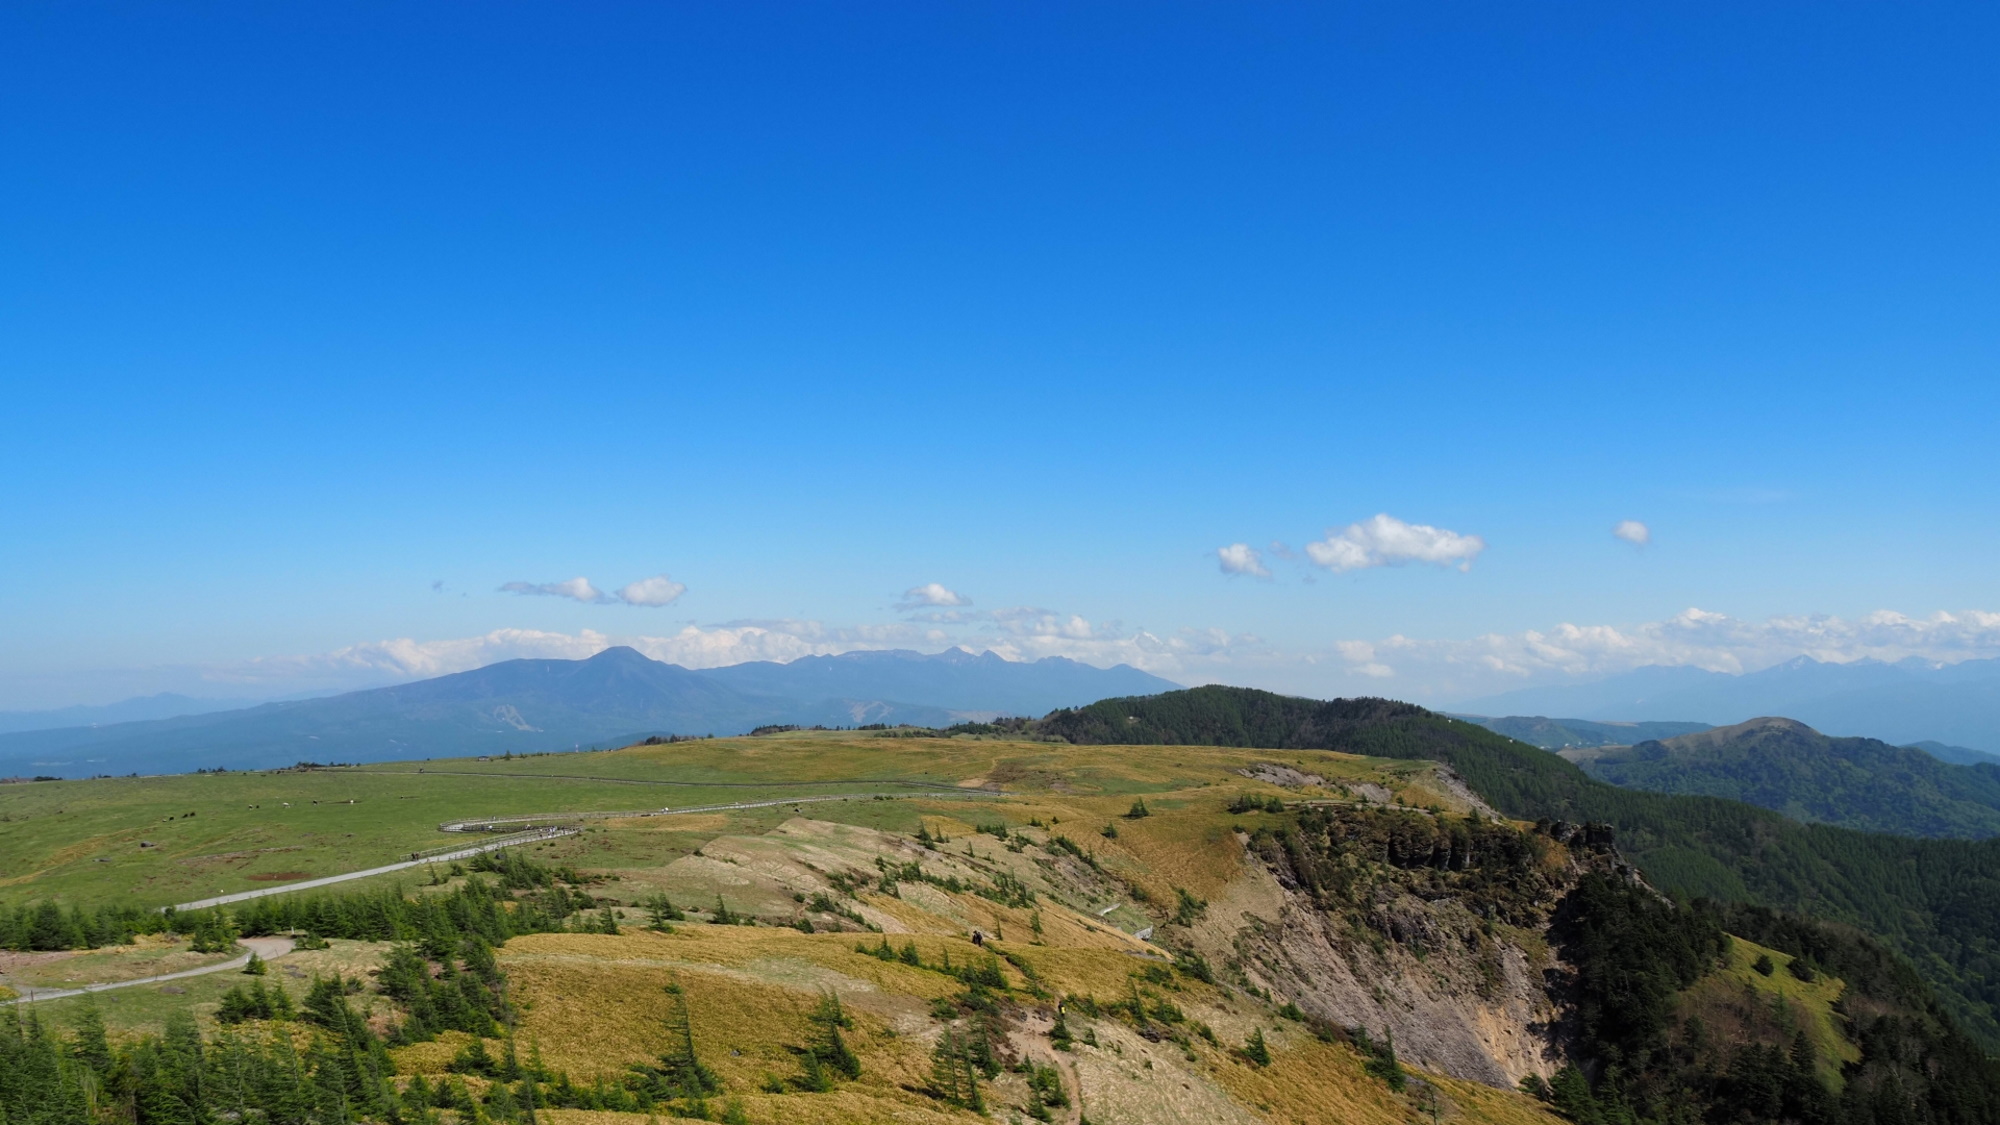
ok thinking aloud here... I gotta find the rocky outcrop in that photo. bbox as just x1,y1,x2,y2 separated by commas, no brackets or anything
1188,804,1625,1088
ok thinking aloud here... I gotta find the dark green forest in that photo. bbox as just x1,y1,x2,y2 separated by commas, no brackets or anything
0,850,750,1125
1038,687,2000,1047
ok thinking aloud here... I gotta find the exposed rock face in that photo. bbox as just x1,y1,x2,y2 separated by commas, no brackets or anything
1190,805,1624,1088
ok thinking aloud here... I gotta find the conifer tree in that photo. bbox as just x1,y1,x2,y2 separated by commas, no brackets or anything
641,983,720,1107
930,1028,984,1109
807,991,862,1081
69,1001,113,1076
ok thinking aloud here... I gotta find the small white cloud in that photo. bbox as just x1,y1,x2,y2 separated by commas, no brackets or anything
897,583,972,611
1216,543,1271,578
500,577,606,603
500,573,687,607
1333,639,1394,678
615,575,687,607
1305,514,1486,573
1613,520,1651,547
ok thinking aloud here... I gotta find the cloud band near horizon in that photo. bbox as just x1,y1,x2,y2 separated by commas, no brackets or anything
112,606,2000,718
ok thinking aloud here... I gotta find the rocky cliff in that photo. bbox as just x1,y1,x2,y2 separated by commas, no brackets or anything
1176,802,1630,1088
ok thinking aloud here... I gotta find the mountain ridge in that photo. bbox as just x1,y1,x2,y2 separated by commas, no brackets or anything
1456,655,2000,752
0,647,1177,777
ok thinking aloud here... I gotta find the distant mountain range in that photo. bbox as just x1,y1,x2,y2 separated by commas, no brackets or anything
1459,711,2000,770
1454,714,1713,749
1905,740,2000,767
0,647,1177,778
1558,716,2000,839
1455,655,2000,752
0,693,271,735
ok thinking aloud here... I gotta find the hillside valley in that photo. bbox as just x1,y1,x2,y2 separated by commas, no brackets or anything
6,718,2000,1125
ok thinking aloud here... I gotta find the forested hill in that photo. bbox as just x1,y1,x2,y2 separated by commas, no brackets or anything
1567,716,2000,839
1039,685,2000,1046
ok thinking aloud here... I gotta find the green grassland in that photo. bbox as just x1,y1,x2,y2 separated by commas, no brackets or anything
4,735,1569,1125
0,732,1445,910
1678,937,1860,1088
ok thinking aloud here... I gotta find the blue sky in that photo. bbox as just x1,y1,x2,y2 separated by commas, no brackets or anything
4,3,1998,709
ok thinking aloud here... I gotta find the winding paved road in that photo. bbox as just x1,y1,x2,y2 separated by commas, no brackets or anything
3,936,296,1006
169,830,579,912
168,788,999,913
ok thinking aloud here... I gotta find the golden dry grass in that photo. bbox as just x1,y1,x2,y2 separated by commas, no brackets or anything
483,931,995,1125
1207,1035,1567,1125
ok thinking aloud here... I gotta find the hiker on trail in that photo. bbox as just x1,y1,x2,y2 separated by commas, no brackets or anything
971,930,984,947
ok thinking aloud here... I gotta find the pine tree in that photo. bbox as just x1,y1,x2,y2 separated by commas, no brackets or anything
645,894,684,929
930,1029,982,1109
69,1001,114,1076
806,992,861,1081
795,1046,833,1093
642,984,719,1104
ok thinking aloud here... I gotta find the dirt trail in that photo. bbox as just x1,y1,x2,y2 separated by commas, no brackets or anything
2,936,295,1005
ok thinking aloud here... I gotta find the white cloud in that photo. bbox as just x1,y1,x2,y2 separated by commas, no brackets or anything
1216,543,1270,578
1305,514,1485,573
615,575,687,607
1313,607,2000,704
500,573,687,607
1333,640,1394,678
78,581,2000,719
1613,520,1651,546
897,583,972,611
210,628,617,690
500,577,605,603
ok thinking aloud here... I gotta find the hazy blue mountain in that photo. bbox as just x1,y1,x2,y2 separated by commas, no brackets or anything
0,646,1174,777
1454,714,1712,749
0,693,269,734
1907,740,2000,767
1562,716,2000,838
1455,656,2000,752
698,647,1179,716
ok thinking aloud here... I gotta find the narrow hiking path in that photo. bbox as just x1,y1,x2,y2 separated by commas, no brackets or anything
2,936,295,1006
167,787,1002,913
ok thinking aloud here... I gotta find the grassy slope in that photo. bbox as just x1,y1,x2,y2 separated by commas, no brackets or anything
0,738,997,908
1677,938,1860,1088
12,731,1568,1125
0,734,1428,909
